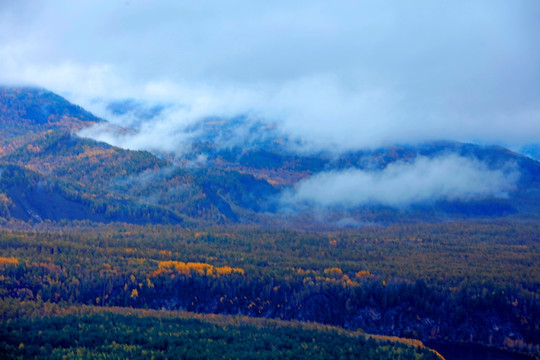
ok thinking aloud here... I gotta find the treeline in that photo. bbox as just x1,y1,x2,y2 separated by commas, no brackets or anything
0,221,538,354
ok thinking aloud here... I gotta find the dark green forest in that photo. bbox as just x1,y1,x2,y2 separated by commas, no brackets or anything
0,301,443,360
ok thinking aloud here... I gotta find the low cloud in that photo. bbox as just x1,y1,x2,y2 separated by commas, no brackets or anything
282,154,519,208
76,81,274,155
78,105,200,155
1,1,539,154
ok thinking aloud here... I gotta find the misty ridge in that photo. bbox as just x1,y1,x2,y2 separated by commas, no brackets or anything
0,83,534,221
73,99,523,212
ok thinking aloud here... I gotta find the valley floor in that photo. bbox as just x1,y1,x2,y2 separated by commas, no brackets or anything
0,220,539,359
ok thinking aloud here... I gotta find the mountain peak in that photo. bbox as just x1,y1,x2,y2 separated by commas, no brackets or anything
0,86,102,128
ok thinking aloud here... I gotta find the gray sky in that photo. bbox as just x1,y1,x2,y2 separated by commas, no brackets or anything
1,0,539,152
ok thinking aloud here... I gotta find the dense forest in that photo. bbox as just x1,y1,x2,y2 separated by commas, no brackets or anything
1,221,538,358
0,300,443,360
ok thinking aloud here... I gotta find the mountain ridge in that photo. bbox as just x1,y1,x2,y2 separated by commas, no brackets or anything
0,86,539,227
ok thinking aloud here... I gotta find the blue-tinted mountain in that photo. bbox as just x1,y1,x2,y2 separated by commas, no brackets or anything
1,86,539,226
0,86,101,134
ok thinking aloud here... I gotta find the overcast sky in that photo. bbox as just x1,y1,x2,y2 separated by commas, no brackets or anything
1,0,539,153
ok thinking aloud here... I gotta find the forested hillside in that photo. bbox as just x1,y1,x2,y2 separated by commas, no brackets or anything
0,301,443,360
0,86,539,359
1,86,539,226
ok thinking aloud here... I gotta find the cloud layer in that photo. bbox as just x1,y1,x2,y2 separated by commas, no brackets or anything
283,155,519,208
0,1,539,153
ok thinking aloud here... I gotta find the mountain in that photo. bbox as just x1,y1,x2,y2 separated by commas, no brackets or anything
0,87,185,224
1,87,539,358
0,87,102,155
0,86,539,226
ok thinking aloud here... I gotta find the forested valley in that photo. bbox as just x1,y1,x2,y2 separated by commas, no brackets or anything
1,221,538,358
0,87,539,359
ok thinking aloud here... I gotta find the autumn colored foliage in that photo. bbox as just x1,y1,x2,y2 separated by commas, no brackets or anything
0,221,538,356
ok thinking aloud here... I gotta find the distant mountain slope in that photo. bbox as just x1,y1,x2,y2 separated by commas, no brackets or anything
3,130,167,188
178,118,540,223
0,87,183,224
180,118,540,188
0,163,184,224
0,87,277,224
0,86,103,158
0,86,539,226
0,86,101,128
